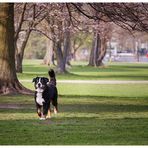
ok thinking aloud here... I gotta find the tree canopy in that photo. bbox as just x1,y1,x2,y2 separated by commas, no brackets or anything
69,3,148,32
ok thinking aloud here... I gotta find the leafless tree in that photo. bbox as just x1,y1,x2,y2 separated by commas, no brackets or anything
67,3,148,66
14,3,47,73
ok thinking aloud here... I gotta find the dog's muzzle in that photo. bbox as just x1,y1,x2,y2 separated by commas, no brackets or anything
36,82,43,88
37,83,41,88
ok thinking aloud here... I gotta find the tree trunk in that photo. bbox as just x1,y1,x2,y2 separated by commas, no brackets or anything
63,20,71,67
0,4,32,95
88,30,108,67
94,33,101,66
97,37,107,66
88,33,95,66
15,30,31,73
135,41,140,62
54,20,71,74
15,51,23,73
88,31,101,66
43,38,55,66
54,41,66,73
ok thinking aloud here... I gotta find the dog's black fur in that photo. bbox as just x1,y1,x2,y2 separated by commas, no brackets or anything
32,69,58,119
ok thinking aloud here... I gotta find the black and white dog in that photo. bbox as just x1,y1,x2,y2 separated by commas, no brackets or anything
32,69,58,120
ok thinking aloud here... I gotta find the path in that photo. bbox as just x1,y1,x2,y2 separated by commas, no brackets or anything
20,80,148,84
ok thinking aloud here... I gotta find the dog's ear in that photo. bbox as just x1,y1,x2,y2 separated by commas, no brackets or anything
43,77,49,84
32,78,36,83
44,78,49,83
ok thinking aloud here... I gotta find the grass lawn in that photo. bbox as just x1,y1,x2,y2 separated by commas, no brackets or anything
0,93,148,145
17,59,148,80
0,60,148,145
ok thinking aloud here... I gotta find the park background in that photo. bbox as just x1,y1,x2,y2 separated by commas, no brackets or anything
0,3,148,145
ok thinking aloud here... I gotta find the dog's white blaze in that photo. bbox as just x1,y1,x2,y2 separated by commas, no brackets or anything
36,88,45,106
36,78,43,88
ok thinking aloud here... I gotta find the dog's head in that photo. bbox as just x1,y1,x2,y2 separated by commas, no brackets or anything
32,77,49,89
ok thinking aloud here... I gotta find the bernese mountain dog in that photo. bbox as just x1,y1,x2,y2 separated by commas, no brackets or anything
32,69,58,120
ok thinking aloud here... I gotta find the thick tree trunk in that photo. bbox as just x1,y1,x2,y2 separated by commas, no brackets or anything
0,4,32,95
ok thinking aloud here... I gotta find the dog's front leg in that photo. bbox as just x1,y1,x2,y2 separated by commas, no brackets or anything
54,106,58,114
36,104,42,117
47,108,51,118
47,103,51,118
37,108,42,117
41,102,49,120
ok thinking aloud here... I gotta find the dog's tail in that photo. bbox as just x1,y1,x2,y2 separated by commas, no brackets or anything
48,69,55,78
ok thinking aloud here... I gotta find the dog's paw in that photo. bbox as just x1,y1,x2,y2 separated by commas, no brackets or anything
54,109,58,114
39,117,46,120
37,112,42,117
46,116,51,119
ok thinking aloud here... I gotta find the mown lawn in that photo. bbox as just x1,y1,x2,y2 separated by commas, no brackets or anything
0,60,148,145
17,59,148,80
0,93,148,145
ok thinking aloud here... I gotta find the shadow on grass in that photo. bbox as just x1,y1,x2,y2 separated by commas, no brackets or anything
57,71,148,80
19,64,148,80
69,64,148,73
0,103,148,113
59,94,148,99
59,103,148,113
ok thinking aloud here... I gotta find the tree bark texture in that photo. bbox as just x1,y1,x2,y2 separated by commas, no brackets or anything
88,31,101,66
43,37,55,66
63,20,71,66
53,19,71,73
88,31,107,67
97,37,107,66
15,30,31,73
54,40,66,73
0,4,32,95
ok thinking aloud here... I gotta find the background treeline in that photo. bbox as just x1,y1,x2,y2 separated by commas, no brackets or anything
1,3,148,94
15,3,148,74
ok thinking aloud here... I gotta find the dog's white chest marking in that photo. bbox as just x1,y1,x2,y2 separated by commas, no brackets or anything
36,88,45,106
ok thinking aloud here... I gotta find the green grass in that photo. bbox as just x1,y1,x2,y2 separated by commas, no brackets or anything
0,60,148,145
0,94,148,145
17,59,148,80
17,82,148,98
0,118,148,145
